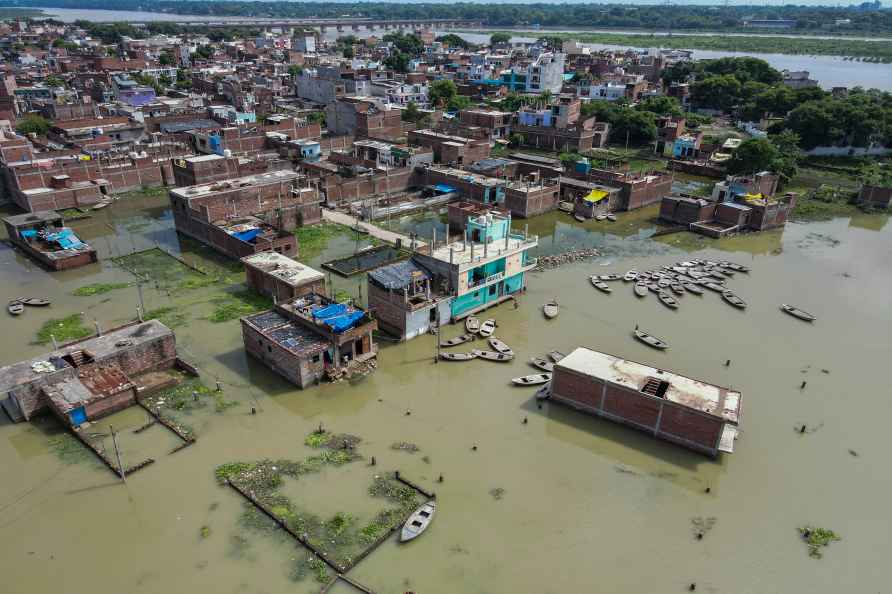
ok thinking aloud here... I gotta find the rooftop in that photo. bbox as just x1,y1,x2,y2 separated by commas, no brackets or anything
427,232,537,269
243,311,329,357
170,169,301,200
241,252,324,287
557,347,741,423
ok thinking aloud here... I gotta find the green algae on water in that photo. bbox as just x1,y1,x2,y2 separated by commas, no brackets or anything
207,289,272,323
35,314,92,345
294,223,350,260
71,282,131,296
799,526,841,559
144,306,189,328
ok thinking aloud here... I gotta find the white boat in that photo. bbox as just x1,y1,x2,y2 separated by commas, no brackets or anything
439,352,477,361
472,349,514,362
548,350,565,362
595,214,608,221
781,304,816,321
634,283,648,297
591,279,611,293
623,270,639,282
530,357,554,372
634,328,669,350
489,338,513,354
400,500,436,542
479,319,496,337
606,213,617,222
535,382,552,400
721,290,747,309
543,300,559,319
441,334,474,347
465,317,481,334
512,373,552,386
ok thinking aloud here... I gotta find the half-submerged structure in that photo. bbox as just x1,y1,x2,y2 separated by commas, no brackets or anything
3,211,97,270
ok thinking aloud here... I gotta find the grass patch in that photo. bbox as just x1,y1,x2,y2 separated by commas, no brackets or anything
144,306,189,328
791,184,861,221
71,282,131,297
141,377,234,438
304,429,332,448
799,526,841,559
207,289,272,323
294,223,350,260
59,208,91,220
332,288,352,304
35,314,92,345
113,246,242,294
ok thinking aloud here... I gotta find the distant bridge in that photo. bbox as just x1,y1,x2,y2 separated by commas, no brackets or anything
134,18,482,32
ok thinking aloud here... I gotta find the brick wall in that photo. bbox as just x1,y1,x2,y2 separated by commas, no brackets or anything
504,185,559,218
241,320,319,388
245,267,324,301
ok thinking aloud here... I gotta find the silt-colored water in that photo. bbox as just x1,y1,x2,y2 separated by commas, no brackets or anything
1,195,890,593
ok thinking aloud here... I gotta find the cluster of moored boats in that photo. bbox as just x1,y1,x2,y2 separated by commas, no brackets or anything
511,350,565,387
7,297,51,316
438,316,516,362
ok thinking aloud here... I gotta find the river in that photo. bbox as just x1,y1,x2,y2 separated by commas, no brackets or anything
0,190,890,594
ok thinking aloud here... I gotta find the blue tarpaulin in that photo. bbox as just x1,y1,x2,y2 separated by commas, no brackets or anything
433,183,457,194
233,229,261,242
46,229,85,250
312,303,347,320
21,229,37,238
325,311,364,333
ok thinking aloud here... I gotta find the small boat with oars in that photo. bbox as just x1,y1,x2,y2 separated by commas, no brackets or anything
703,282,725,292
574,213,587,223
725,262,749,273
489,338,513,354
472,349,514,362
595,274,622,281
558,201,574,213
8,300,24,316
465,317,481,334
595,214,608,221
18,297,51,307
479,319,496,337
780,304,816,322
721,290,747,309
606,213,617,222
623,270,639,282
634,328,669,350
591,278,612,293
683,282,704,295
535,382,552,400
548,350,565,363
530,357,554,372
658,291,679,309
512,373,552,386
441,334,474,347
400,500,436,542
634,283,648,297
543,300,559,319
439,352,478,361
647,282,661,293
670,283,685,295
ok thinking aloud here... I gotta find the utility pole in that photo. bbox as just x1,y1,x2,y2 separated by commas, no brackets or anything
110,425,126,482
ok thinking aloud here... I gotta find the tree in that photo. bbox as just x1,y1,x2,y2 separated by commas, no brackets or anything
403,101,422,122
447,95,471,112
702,57,781,85
45,76,65,88
288,64,304,77
784,102,838,149
610,109,658,145
692,74,742,111
16,114,50,137
159,51,174,66
770,130,802,183
383,32,424,57
306,112,325,125
384,52,410,74
490,32,512,45
726,138,779,174
635,96,683,117
428,79,459,109
343,47,354,59
435,34,469,49
195,45,214,60
508,133,525,148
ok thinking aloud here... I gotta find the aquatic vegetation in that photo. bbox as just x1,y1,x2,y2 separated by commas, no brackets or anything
304,429,332,448
71,282,131,296
144,377,212,412
46,431,95,465
113,247,232,294
391,441,420,453
207,289,272,323
200,525,211,539
144,306,189,328
294,223,350,260
799,526,841,558
35,314,93,345
489,487,506,500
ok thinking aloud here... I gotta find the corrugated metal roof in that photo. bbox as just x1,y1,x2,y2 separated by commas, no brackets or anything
368,259,430,290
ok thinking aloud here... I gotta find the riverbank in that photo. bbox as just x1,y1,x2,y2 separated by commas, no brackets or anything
481,29,892,63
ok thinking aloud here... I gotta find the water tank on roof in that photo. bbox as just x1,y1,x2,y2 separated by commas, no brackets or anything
223,149,232,157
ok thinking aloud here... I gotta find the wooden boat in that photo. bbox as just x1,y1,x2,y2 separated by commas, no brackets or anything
489,338,513,354
781,304,816,322
703,282,725,292
441,334,474,347
465,317,481,334
472,349,514,362
658,291,679,309
400,500,436,542
657,278,671,288
8,300,24,316
18,298,50,307
512,373,552,386
92,201,111,211
543,300,559,319
595,214,608,221
479,319,496,337
558,201,574,213
634,283,648,297
623,270,639,282
591,279,612,293
725,262,749,273
683,282,704,295
634,329,669,350
721,290,747,309
439,352,478,361
595,274,622,281
670,283,685,295
647,282,661,293
530,357,554,372
606,213,617,222
534,383,552,400
548,350,565,362
574,214,586,223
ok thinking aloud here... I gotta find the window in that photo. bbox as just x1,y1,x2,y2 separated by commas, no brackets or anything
267,346,272,353
312,354,320,363
489,285,496,296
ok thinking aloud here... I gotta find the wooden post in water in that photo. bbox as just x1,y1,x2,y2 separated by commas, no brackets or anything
435,321,440,363
110,425,125,482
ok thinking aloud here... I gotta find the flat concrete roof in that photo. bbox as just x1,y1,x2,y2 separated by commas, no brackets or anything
557,347,741,423
241,252,324,287
3,210,62,226
169,169,300,200
426,233,538,270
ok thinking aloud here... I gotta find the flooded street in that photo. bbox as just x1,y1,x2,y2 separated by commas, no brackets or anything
1,193,891,593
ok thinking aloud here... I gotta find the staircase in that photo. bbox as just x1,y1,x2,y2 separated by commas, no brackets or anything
641,378,663,397
67,350,87,367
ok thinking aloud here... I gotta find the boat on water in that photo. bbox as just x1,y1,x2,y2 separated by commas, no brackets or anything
8,300,24,316
535,383,552,400
558,201,574,213
725,262,749,273
647,282,661,293
670,283,685,295
548,350,565,362
479,319,496,337
439,352,478,361
594,274,622,281
606,213,617,222
574,214,586,223
591,279,611,293
441,334,474,347
595,214,608,221
489,338,513,354
703,282,725,292
721,290,747,309
634,328,669,350
543,300,559,319
657,278,671,288
658,291,679,309
465,317,481,334
512,373,552,386
683,282,704,295
623,270,639,282
634,283,648,297
18,298,50,307
472,349,514,362
400,501,436,542
530,357,554,372
781,304,816,322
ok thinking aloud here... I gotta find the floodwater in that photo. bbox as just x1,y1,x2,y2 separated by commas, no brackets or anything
1,192,891,593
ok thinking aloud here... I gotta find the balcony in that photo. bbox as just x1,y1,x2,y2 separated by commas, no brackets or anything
468,270,504,289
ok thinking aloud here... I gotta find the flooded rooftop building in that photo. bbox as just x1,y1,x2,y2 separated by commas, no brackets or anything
241,293,377,388
367,259,452,341
3,210,98,270
551,348,742,457
242,252,326,302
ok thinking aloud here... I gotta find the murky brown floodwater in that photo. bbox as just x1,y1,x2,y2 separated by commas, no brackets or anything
1,193,890,594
